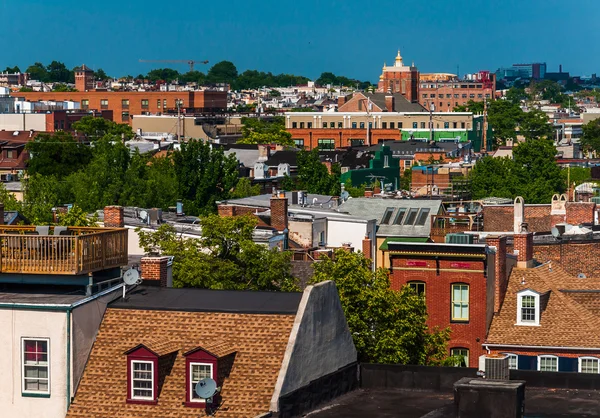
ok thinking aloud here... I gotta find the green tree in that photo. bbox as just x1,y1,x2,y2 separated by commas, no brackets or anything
207,61,238,84
172,139,239,215
146,68,180,82
19,87,34,92
487,100,524,146
453,100,483,114
513,139,564,203
0,182,21,212
343,178,367,198
279,174,296,191
56,204,98,227
3,66,21,73
46,61,73,83
26,62,49,82
238,116,294,146
564,167,590,188
179,70,206,85
52,83,76,92
72,116,134,140
137,216,298,291
21,174,62,224
230,177,260,199
519,109,553,141
468,156,517,200
311,249,452,364
94,68,109,80
296,149,341,195
121,151,178,209
26,132,92,178
505,87,529,105
580,118,600,156
400,168,412,191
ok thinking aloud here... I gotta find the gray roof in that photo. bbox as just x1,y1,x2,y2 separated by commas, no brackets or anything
364,93,426,113
224,148,260,168
220,192,337,210
337,198,443,237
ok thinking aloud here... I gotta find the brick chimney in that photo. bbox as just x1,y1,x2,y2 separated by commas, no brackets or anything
104,205,124,228
258,144,271,161
141,256,171,287
338,95,347,108
514,229,534,268
486,235,508,313
270,191,288,232
385,95,395,112
362,235,372,260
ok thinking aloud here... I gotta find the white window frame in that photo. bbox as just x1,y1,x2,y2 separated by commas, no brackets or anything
516,289,540,326
579,357,600,374
451,283,470,322
22,338,51,396
131,360,154,400
502,353,518,370
189,362,214,403
538,355,558,372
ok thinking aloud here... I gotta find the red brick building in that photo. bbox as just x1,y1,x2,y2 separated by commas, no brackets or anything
419,71,496,112
376,50,419,103
387,241,492,368
12,90,227,125
74,64,95,92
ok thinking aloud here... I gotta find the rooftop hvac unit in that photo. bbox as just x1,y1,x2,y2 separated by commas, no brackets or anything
484,355,509,380
445,233,474,245
591,196,600,204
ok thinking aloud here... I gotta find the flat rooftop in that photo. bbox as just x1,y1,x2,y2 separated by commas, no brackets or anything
110,285,303,314
306,388,600,418
0,284,111,306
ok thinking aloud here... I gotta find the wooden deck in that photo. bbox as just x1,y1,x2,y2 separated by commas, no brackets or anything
0,226,128,275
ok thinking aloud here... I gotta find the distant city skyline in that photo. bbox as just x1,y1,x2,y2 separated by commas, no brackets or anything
2,0,599,82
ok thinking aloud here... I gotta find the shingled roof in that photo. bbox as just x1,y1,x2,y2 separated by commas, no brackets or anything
486,264,600,349
67,307,297,417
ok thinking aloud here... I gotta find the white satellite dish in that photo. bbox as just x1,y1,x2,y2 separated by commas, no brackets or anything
139,210,148,222
195,378,218,399
123,268,140,285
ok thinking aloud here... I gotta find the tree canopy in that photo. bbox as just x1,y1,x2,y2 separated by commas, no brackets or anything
315,72,371,89
282,149,341,196
25,61,75,83
238,116,294,146
137,215,298,291
72,116,134,140
580,118,600,156
311,249,452,365
25,131,92,178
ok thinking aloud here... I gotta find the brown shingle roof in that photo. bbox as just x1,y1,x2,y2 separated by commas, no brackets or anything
125,338,181,357
486,264,600,348
67,308,296,418
184,340,236,358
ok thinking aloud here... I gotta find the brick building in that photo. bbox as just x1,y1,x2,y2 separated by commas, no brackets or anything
12,90,227,125
419,71,496,112
376,50,419,103
74,64,95,92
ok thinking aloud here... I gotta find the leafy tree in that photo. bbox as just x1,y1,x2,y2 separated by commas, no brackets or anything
46,61,73,83
311,249,452,365
57,204,98,227
519,109,553,141
279,174,296,191
343,178,367,198
19,87,34,92
513,139,564,203
238,116,294,146
146,68,180,82
505,87,529,105
26,132,92,178
453,100,483,114
121,151,178,209
179,70,206,85
94,68,109,80
137,215,298,291
207,61,238,84
26,62,49,82
315,72,370,89
3,66,21,73
296,149,341,195
21,174,61,224
487,100,524,146
0,182,21,212
564,167,590,187
230,177,260,199
400,168,412,191
52,83,77,92
469,156,517,200
580,118,600,156
72,116,134,140
172,139,239,215
269,89,281,97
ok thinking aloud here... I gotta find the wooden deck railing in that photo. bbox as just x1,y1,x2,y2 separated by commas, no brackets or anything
0,226,128,275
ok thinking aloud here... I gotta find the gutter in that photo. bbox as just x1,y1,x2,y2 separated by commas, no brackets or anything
66,308,71,410
484,343,600,351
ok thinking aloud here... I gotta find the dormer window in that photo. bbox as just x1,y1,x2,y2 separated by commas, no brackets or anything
131,361,154,400
516,289,540,326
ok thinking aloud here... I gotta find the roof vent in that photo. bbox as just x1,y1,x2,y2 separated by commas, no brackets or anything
578,273,587,279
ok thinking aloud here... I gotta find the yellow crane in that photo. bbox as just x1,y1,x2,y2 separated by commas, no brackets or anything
138,59,209,72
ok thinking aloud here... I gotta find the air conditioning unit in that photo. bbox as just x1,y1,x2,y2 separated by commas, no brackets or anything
484,355,509,380
445,233,474,245
591,196,600,204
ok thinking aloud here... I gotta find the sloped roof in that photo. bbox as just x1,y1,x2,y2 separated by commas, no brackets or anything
67,307,297,418
184,340,237,358
364,93,426,113
486,264,600,349
125,338,181,356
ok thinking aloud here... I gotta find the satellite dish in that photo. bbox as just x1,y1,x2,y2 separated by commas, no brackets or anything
139,210,148,222
551,227,561,238
578,273,587,279
340,191,350,201
195,378,217,399
123,268,140,285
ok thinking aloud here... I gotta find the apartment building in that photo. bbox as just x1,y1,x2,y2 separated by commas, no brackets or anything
419,71,496,112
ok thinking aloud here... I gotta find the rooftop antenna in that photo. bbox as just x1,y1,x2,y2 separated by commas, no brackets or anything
122,268,141,299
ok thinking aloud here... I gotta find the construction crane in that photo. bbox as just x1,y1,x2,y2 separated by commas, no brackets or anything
138,59,209,72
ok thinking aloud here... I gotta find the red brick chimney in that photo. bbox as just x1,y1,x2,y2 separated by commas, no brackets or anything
486,235,508,313
514,230,534,268
270,191,288,232
338,95,347,108
385,95,395,112
104,206,124,228
141,256,171,287
362,235,372,260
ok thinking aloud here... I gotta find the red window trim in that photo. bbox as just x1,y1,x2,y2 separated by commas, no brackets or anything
184,349,218,408
126,347,159,405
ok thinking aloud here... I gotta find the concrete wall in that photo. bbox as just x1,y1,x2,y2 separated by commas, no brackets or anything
326,218,369,250
71,288,122,392
0,113,46,131
270,280,357,411
0,309,68,418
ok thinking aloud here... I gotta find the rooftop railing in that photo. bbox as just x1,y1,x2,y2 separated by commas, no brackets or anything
0,226,128,275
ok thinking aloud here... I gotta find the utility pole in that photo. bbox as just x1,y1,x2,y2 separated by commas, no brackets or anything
176,100,181,140
482,97,488,153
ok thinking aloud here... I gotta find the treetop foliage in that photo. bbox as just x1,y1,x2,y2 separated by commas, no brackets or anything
238,116,294,147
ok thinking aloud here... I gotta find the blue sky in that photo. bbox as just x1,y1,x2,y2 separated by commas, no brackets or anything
2,0,598,81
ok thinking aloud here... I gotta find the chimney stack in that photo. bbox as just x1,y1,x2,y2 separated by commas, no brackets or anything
337,95,347,108
385,95,395,112
514,225,534,268
364,187,374,198
486,235,508,313
103,205,124,228
270,191,288,232
362,235,372,261
141,256,172,287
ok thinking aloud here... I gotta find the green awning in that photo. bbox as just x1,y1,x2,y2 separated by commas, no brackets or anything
379,237,430,250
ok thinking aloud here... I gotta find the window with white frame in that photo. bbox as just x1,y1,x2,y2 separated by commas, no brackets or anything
451,284,469,321
579,357,600,374
190,363,213,402
502,353,518,370
22,338,50,395
516,289,540,326
131,361,154,400
538,355,558,372
451,348,469,367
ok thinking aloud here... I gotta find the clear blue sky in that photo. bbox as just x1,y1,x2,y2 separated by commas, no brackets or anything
2,0,598,81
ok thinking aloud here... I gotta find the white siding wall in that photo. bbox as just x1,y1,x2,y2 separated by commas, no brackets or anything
0,113,46,131
0,309,67,418
326,219,369,249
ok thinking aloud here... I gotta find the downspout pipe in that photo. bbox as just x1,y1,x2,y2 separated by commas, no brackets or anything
66,308,71,411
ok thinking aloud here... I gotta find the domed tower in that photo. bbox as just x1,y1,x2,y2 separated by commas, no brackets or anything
377,50,419,103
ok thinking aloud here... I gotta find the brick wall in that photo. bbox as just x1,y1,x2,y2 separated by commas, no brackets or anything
217,204,270,227
286,128,400,150
534,241,600,277
103,205,124,228
486,235,508,313
141,256,169,287
566,202,596,225
390,256,487,368
514,233,533,267
270,195,288,232
362,237,372,260
411,169,451,190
